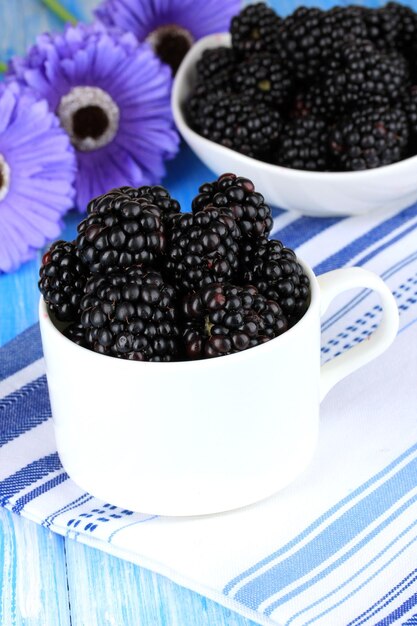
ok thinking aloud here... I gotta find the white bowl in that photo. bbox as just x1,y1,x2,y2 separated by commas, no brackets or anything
172,33,417,217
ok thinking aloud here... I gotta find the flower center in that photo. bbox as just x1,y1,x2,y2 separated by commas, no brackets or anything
0,154,11,201
57,86,120,152
147,25,194,74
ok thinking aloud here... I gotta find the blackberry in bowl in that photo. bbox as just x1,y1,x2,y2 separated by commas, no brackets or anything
172,3,417,216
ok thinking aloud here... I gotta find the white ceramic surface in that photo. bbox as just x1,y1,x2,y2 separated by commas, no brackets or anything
39,264,398,517
172,33,417,217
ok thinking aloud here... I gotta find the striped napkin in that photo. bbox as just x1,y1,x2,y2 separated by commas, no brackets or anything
1,203,417,626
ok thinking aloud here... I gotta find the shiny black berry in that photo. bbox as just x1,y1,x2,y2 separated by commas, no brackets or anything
77,190,166,273
192,173,273,240
182,283,288,359
275,117,330,172
233,53,294,108
166,206,241,293
39,240,88,322
329,106,409,171
190,94,282,160
231,3,282,59
240,238,310,326
80,266,179,361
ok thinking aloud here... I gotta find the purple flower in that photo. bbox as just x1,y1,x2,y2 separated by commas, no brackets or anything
0,82,75,273
95,0,240,72
9,23,179,211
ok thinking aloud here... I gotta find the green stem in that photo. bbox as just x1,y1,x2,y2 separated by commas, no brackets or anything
0,61,7,73
41,0,78,24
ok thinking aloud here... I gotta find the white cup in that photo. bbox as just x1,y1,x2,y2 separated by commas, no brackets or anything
39,263,399,516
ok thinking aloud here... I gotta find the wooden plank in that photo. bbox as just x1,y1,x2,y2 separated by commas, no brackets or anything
64,538,258,626
0,508,70,626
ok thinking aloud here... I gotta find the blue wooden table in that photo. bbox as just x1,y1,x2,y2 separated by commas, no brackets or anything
0,1,260,623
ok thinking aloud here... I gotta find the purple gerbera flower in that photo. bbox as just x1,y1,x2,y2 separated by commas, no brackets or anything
0,82,75,273
8,23,179,211
95,0,240,73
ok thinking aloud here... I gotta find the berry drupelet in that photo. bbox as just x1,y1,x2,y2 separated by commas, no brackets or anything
275,117,330,172
233,53,294,108
182,283,288,359
166,206,241,293
231,3,281,59
191,94,282,160
39,240,88,322
80,266,179,361
240,238,310,326
329,106,409,171
192,173,273,240
77,191,166,273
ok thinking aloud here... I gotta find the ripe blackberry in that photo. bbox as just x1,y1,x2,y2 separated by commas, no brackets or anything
274,117,330,172
182,283,288,359
231,3,281,59
80,266,179,361
87,185,180,222
364,3,417,55
329,106,409,171
39,240,88,322
196,46,236,83
77,191,166,273
166,207,241,293
233,53,294,108
240,238,310,326
330,39,409,109
277,6,367,81
187,78,233,130
192,94,282,160
192,173,273,240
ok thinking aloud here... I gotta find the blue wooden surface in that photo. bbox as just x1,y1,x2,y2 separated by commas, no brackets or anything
0,1,261,624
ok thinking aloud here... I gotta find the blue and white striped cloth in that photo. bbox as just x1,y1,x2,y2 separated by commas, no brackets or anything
1,203,417,626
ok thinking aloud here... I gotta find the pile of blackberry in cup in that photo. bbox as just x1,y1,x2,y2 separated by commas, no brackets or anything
39,175,310,361
187,2,417,171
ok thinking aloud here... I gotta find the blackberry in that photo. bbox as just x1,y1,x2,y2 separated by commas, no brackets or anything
182,283,288,359
77,190,166,273
231,3,281,59
192,173,273,240
192,94,282,160
187,78,233,130
196,47,236,83
362,5,400,51
166,207,241,293
329,106,409,171
274,117,330,172
233,53,294,108
330,39,409,109
80,266,179,361
240,238,310,326
87,185,180,222
39,240,88,322
364,3,417,56
276,6,367,81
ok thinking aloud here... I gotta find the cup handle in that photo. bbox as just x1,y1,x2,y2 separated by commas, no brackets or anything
318,267,399,402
